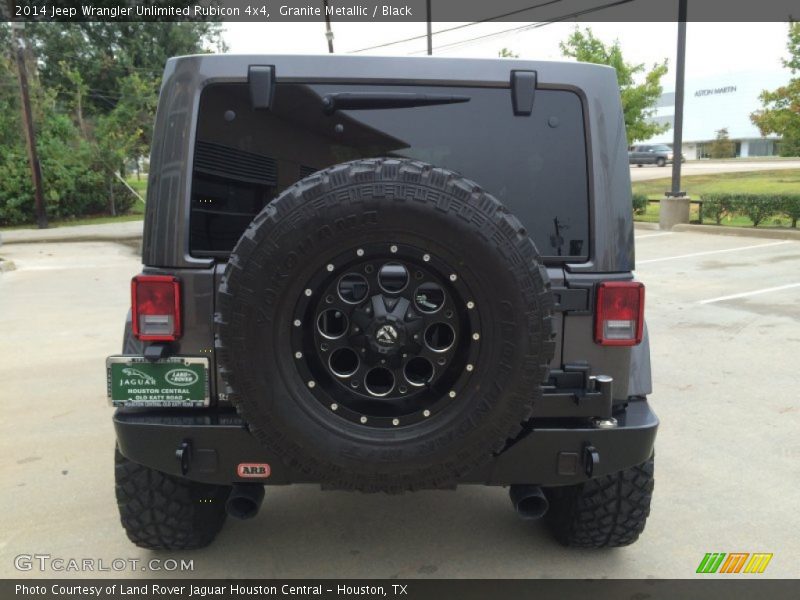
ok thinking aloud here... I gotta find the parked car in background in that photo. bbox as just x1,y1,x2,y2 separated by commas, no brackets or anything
628,144,684,167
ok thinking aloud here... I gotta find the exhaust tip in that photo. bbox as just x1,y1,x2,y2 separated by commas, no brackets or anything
225,484,265,520
509,485,549,521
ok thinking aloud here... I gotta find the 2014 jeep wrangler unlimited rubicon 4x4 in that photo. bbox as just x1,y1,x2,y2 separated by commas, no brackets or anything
108,55,657,550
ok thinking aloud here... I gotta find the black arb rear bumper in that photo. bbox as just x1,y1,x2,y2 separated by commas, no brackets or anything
114,399,657,487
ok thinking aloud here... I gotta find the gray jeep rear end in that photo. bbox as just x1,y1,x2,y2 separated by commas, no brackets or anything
116,54,655,490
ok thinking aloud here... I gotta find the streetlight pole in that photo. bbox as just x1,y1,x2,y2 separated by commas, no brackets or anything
426,0,433,55
667,0,687,197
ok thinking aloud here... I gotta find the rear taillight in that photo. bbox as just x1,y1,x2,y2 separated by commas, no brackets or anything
131,275,181,341
594,281,644,346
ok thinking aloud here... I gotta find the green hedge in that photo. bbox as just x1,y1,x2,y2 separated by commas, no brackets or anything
700,193,800,228
632,193,648,215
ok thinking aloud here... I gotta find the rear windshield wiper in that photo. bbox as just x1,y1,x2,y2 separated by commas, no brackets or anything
321,92,470,115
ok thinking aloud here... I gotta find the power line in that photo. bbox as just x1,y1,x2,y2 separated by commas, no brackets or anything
348,0,564,54
410,0,636,55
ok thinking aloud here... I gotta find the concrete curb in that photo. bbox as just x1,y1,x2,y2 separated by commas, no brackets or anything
635,220,800,240
634,222,660,231
671,223,800,241
0,220,143,244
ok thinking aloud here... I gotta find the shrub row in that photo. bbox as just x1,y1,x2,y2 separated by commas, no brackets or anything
699,193,800,228
632,193,649,215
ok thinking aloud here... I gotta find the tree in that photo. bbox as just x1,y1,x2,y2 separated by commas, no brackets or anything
498,48,519,58
707,128,736,158
750,22,800,157
0,21,226,225
560,27,669,144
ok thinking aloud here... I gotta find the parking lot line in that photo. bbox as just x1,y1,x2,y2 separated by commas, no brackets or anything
698,282,800,305
638,240,792,265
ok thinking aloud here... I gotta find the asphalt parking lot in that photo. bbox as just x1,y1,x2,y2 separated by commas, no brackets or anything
0,229,798,579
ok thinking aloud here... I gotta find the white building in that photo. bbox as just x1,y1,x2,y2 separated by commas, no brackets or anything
643,70,790,159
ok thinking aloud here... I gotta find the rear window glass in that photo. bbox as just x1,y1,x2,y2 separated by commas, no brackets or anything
190,82,589,260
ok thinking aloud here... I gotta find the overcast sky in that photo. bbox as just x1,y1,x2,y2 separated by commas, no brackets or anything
223,21,791,82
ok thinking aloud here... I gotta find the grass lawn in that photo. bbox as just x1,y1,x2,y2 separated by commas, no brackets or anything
632,169,800,228
632,169,800,198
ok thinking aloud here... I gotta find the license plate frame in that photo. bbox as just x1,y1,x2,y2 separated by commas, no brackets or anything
106,356,210,408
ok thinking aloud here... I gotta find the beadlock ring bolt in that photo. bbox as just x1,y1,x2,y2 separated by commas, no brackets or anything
472,333,480,341
304,288,312,296
360,416,368,424
392,418,400,426
423,410,431,417
331,403,338,411
390,245,398,253
466,364,474,372
307,380,316,389
448,390,456,398
293,319,301,327
356,248,365,257
449,274,457,281
326,264,334,272
294,351,302,359
423,254,431,262
467,301,475,309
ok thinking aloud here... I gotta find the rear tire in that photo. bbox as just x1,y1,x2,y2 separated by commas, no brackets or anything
114,447,230,550
543,456,654,548
656,157,666,167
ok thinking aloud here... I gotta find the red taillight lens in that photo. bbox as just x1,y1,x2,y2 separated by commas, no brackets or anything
594,281,645,346
131,275,181,341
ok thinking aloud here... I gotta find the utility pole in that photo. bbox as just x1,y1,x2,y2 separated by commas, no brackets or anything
322,0,334,53
426,0,433,55
9,16,48,228
667,0,687,197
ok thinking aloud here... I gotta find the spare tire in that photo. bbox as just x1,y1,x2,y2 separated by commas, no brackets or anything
216,158,554,492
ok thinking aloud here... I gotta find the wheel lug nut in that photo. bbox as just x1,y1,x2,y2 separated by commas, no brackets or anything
331,403,338,411
467,301,475,309
304,288,312,296
423,254,431,262
423,409,431,417
360,416,368,424
448,390,456,398
449,274,457,281
392,418,400,426
472,333,480,341
466,364,474,372
294,351,303,359
293,319,301,327
307,380,316,389
326,264,334,272
390,245,398,253
356,248,365,256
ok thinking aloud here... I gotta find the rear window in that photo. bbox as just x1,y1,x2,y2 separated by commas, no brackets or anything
189,82,589,260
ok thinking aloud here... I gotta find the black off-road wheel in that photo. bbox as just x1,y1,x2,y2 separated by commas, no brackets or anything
216,158,555,493
543,456,654,548
114,448,230,550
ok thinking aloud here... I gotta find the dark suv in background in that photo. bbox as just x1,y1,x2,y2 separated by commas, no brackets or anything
629,143,683,167
108,55,657,551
